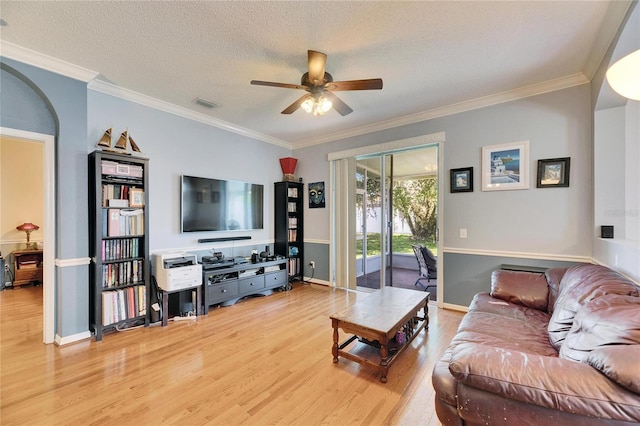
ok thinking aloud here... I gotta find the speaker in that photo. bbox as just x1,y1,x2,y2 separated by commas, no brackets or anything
601,225,614,239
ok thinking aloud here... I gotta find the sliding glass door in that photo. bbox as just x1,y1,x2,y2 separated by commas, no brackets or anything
328,132,443,299
355,155,393,290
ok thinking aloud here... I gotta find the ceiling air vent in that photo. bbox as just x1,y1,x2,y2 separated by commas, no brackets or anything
193,97,219,109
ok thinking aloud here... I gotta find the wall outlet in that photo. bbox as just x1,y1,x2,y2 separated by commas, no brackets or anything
309,261,315,269
459,228,468,239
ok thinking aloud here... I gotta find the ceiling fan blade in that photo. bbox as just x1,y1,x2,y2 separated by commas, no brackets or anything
324,91,353,116
281,94,311,114
307,50,327,85
251,80,307,90
325,78,383,91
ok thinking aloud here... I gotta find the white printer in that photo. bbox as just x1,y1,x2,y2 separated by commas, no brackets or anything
153,252,202,291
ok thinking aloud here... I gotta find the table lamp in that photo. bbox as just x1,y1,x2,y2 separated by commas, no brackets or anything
16,222,39,250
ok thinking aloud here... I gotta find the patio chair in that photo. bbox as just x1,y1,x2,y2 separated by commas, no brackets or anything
411,244,437,293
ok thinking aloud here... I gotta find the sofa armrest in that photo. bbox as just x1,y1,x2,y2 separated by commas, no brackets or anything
491,270,549,311
449,342,640,422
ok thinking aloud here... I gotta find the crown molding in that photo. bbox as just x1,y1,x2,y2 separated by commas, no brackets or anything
1,41,291,148
582,0,635,81
88,80,291,149
1,41,591,151
295,73,590,149
0,41,98,82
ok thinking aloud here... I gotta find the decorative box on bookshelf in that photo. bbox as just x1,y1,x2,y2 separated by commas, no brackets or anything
274,181,303,282
89,151,150,341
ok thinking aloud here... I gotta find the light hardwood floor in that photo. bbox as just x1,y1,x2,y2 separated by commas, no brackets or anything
1,282,462,425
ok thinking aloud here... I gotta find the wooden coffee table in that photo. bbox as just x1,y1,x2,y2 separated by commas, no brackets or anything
330,287,429,383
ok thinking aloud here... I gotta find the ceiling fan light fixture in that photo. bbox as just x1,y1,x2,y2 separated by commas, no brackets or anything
302,95,332,116
606,49,640,101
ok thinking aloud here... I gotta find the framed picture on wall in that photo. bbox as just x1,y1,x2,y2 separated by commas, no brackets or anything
308,181,325,208
450,167,473,193
537,157,570,188
481,140,530,191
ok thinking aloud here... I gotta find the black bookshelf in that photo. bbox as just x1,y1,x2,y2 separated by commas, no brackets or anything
88,151,150,341
274,181,303,282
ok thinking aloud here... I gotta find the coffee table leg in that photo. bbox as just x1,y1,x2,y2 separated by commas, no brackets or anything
380,344,389,383
423,301,429,330
332,320,339,363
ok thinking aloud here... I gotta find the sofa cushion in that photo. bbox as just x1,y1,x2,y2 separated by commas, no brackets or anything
490,270,549,311
456,294,556,357
586,345,640,394
548,264,639,350
448,342,640,422
560,294,640,362
545,267,569,314
468,293,551,324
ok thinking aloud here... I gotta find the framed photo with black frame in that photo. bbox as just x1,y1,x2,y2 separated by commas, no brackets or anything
536,157,570,188
450,167,473,193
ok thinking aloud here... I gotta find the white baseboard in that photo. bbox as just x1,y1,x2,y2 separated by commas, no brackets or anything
441,302,469,313
55,330,92,346
303,277,332,286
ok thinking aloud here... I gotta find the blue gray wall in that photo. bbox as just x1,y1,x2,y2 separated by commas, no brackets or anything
87,90,290,254
294,84,594,307
1,58,89,337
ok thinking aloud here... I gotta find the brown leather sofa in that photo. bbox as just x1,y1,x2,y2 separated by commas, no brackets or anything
432,263,640,425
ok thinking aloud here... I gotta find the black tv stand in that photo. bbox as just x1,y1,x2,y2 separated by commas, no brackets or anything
202,258,288,310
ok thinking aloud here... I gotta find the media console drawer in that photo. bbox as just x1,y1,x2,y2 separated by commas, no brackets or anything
202,258,288,311
208,281,239,304
265,270,287,287
239,275,265,293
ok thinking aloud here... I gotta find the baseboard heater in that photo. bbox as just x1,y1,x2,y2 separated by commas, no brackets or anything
198,236,251,243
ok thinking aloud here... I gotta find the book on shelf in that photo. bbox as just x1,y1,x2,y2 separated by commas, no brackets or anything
287,187,298,198
288,258,301,276
104,209,144,237
288,217,297,229
101,259,144,288
288,202,297,213
288,229,297,242
101,284,146,325
102,184,134,208
102,238,140,261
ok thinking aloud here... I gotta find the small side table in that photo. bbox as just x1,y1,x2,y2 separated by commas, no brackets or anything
13,249,44,286
160,285,202,326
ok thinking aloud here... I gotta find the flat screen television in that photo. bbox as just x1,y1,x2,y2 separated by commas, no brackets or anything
181,175,264,232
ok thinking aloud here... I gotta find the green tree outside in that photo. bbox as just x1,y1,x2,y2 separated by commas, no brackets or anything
357,174,438,257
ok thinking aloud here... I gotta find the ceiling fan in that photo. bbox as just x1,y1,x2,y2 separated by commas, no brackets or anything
250,50,383,116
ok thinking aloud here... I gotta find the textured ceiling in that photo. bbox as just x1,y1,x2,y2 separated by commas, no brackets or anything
0,1,628,148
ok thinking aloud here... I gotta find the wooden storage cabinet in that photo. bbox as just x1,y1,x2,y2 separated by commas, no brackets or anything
203,259,287,310
13,249,44,286
88,151,150,341
274,181,304,281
